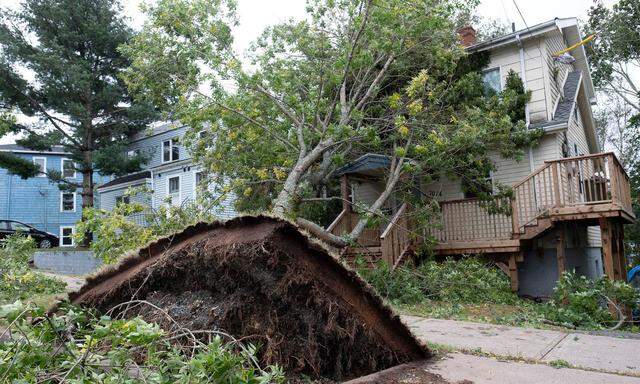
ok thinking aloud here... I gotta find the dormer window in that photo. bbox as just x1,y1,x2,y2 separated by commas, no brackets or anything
162,138,180,162
482,68,501,96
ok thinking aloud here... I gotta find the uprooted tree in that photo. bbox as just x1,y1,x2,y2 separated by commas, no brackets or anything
123,0,540,247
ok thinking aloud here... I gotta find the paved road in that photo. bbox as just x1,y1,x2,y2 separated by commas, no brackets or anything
38,271,85,292
402,315,640,383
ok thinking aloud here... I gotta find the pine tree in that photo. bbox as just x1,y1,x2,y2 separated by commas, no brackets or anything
0,0,158,219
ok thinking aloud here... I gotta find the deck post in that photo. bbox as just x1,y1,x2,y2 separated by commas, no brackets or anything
551,162,561,208
556,224,566,278
600,217,616,280
508,253,519,292
340,175,352,231
607,154,619,205
510,197,519,236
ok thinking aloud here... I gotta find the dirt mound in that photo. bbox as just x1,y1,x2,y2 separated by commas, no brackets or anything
67,216,429,380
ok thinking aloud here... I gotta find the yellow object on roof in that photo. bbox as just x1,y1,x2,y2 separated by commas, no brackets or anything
552,34,595,57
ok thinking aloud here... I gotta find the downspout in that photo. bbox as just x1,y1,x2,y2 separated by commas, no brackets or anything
516,34,534,173
150,170,155,209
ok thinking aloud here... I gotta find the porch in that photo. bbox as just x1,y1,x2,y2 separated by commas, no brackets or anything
328,152,635,286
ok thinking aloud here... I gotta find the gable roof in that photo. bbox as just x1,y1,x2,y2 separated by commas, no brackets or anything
468,17,596,104
530,70,582,130
0,144,68,155
96,170,151,191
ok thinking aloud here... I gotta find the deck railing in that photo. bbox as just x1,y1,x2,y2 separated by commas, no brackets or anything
328,152,632,253
512,152,633,232
380,203,413,267
431,152,632,244
429,198,513,243
326,209,381,247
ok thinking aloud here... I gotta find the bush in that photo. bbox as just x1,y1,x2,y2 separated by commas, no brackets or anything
543,272,640,329
0,302,284,383
359,257,518,305
77,187,221,263
0,234,65,303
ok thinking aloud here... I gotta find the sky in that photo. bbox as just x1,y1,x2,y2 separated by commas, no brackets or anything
0,0,622,144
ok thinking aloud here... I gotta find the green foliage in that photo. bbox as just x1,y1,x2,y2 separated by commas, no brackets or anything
0,303,284,383
0,235,65,303
0,0,157,200
122,0,541,223
362,259,639,331
544,272,639,329
359,257,518,305
76,187,220,263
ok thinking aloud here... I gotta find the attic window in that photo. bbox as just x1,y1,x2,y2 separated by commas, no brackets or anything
482,68,502,96
162,138,180,162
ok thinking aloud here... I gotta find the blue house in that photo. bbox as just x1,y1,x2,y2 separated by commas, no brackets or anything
97,123,236,221
0,144,110,247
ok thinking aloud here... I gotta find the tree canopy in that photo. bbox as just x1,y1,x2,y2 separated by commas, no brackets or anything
587,0,640,264
0,0,157,208
124,0,540,243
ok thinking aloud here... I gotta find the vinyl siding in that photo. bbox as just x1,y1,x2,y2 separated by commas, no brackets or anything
99,181,152,213
484,38,548,124
99,125,237,220
0,152,109,235
127,126,190,169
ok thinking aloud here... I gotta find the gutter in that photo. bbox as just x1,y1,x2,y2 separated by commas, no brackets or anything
516,33,534,173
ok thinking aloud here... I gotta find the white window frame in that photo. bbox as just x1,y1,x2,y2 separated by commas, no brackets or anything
33,157,47,177
127,149,140,158
481,66,503,95
61,158,76,179
193,170,206,198
60,192,76,212
167,175,181,201
59,225,75,247
162,138,180,163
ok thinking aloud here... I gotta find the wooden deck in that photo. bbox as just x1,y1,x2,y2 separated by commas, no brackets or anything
328,152,635,271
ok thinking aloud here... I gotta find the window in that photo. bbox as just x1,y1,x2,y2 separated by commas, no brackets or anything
60,192,76,212
61,159,75,178
482,68,501,96
162,138,180,162
115,195,130,205
194,171,207,197
33,157,46,177
168,176,180,195
127,149,140,158
60,226,75,247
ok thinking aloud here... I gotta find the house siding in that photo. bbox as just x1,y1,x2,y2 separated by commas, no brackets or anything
0,152,109,238
99,125,237,221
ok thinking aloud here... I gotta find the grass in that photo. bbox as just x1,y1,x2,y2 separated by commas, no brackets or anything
395,300,569,331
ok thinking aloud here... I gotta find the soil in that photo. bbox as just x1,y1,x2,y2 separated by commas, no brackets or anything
65,216,430,381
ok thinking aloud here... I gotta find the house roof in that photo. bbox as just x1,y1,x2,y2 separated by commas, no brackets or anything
530,70,582,130
97,170,151,190
0,144,68,155
130,121,185,142
334,153,391,177
468,17,596,104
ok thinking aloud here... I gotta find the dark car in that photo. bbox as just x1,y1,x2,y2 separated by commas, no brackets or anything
0,220,59,248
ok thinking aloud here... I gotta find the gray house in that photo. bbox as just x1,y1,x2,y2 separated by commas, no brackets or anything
97,123,236,221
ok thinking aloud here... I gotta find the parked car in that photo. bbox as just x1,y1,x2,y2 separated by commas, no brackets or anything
0,220,59,248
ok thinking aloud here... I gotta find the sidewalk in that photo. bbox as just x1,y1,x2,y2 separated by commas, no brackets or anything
402,314,640,380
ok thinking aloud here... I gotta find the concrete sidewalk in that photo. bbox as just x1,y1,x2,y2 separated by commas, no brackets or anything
402,315,640,379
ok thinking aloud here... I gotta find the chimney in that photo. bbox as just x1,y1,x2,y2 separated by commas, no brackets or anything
457,26,477,47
